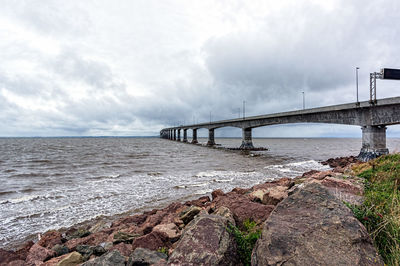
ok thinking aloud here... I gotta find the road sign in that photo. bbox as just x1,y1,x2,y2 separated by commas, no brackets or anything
382,68,400,80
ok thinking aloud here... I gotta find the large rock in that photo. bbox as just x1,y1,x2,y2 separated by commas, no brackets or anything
37,231,63,249
179,206,202,225
65,232,108,251
127,248,167,266
81,250,125,266
132,231,169,251
252,183,383,266
0,249,23,265
26,243,56,265
55,251,82,266
152,223,181,242
168,213,240,265
212,192,274,227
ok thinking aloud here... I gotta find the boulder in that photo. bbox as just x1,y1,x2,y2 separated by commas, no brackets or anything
132,231,169,251
111,214,148,228
168,213,240,265
113,231,140,244
127,248,167,266
65,228,91,240
310,170,333,180
26,243,56,265
56,251,82,266
0,249,22,265
75,245,106,261
65,232,108,251
211,189,225,200
184,196,211,207
7,260,26,266
152,223,181,242
15,241,34,261
51,244,69,257
261,186,288,205
252,183,383,266
212,192,274,227
179,206,202,225
37,231,63,249
81,250,125,266
213,206,236,226
109,242,132,257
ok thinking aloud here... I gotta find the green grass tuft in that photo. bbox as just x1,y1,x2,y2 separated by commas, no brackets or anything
227,219,261,266
348,154,400,265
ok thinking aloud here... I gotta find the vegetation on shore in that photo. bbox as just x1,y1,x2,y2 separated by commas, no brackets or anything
227,219,261,266
349,154,400,265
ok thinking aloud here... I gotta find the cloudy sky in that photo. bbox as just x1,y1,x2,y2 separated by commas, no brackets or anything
1,0,400,137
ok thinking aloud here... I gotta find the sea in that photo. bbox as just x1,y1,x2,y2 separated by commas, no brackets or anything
1,137,400,249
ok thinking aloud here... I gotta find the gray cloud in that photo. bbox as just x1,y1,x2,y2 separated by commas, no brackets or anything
0,0,400,137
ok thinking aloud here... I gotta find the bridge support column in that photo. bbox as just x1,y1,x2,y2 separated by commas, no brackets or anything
177,129,181,141
173,129,176,141
207,128,215,146
169,130,172,140
358,125,389,161
183,129,188,142
192,129,198,144
240,128,254,149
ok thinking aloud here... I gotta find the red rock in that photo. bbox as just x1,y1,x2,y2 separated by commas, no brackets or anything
153,223,181,242
65,232,108,251
0,249,22,265
211,189,224,200
15,241,34,261
212,193,274,228
262,186,289,205
321,176,363,195
140,210,169,235
132,231,170,251
7,260,26,266
301,170,320,178
184,196,210,207
231,187,250,194
37,231,63,249
42,252,69,266
111,213,148,228
252,178,294,191
110,243,132,257
26,243,56,265
310,170,332,180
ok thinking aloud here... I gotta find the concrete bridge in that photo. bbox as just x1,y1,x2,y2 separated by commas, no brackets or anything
160,96,400,161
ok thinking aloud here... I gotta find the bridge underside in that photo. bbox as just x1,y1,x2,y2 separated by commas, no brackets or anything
160,97,400,161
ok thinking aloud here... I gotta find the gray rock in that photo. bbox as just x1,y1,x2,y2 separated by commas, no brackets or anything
81,250,126,266
168,212,240,265
127,248,167,266
51,244,69,256
252,183,383,266
179,206,201,225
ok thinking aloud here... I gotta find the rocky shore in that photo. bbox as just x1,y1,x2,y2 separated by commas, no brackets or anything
0,156,383,265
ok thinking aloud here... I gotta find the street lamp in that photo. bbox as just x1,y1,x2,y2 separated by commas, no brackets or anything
356,67,360,105
302,92,305,110
243,100,246,119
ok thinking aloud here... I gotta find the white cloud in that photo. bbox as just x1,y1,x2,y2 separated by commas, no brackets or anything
0,0,399,137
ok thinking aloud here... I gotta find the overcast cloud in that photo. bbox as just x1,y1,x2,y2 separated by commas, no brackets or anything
1,0,400,137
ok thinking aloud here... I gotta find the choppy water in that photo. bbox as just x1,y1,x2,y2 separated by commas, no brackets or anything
1,137,400,248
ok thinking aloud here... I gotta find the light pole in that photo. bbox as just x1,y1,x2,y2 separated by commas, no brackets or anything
356,67,360,105
302,92,305,110
243,100,246,119
209,111,212,123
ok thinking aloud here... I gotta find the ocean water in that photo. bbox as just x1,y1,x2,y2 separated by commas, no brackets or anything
1,137,400,248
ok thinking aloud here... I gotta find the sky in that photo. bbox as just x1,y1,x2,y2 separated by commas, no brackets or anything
1,0,400,137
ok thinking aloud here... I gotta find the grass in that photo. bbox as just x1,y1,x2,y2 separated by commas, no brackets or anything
348,154,400,265
227,219,262,266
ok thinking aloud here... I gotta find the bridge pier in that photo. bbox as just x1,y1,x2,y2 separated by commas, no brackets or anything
177,129,181,141
207,128,215,146
173,129,176,141
183,129,188,142
240,128,254,149
192,129,198,144
358,125,389,161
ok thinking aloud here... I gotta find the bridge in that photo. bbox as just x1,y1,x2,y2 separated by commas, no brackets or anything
160,96,400,161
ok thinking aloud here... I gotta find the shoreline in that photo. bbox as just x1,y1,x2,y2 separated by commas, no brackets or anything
0,156,383,265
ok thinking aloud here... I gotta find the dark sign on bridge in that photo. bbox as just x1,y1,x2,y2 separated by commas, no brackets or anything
382,68,400,80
